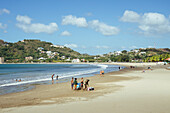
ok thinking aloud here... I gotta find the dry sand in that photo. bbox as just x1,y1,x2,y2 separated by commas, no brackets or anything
0,63,170,113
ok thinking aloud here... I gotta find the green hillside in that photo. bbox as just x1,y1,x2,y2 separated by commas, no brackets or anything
0,39,169,63
0,39,81,63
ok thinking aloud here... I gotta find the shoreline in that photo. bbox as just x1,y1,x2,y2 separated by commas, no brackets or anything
0,63,121,95
0,62,164,64
0,63,134,108
1,62,170,113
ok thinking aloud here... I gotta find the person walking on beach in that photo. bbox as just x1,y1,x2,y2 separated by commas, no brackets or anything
81,77,84,90
51,74,54,81
74,78,78,90
71,77,74,90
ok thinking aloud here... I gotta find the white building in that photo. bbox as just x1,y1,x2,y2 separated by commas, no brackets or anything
81,59,85,62
0,57,4,63
139,52,146,55
37,47,44,51
52,52,59,55
25,56,33,61
38,57,47,60
113,51,122,56
46,51,52,56
61,56,66,59
50,45,64,48
132,49,139,53
72,59,80,63
66,57,71,61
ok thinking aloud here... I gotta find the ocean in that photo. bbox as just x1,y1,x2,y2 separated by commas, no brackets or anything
0,64,121,95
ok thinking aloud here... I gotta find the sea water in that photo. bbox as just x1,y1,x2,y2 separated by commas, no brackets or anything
0,64,121,95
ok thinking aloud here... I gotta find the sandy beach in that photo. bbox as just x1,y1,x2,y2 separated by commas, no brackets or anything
0,63,170,113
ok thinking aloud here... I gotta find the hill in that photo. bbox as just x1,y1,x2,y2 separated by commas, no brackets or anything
0,39,81,63
0,39,169,63
106,48,170,62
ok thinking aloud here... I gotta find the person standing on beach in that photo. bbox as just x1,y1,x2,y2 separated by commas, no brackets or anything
71,77,74,90
101,70,104,77
81,77,84,90
51,74,54,81
74,78,78,90
85,79,90,90
56,75,59,80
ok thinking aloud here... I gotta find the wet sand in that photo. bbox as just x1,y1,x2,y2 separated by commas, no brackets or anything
1,63,170,113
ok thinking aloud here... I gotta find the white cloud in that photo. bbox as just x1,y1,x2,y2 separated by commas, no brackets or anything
96,45,109,49
61,15,119,36
89,20,119,36
16,15,58,34
0,23,7,29
0,8,10,15
62,15,88,27
16,15,32,24
139,13,170,34
121,10,170,35
142,13,167,25
120,10,140,23
61,31,71,36
16,23,58,34
64,44,78,48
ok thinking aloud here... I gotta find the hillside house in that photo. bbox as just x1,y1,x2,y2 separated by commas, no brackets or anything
0,57,4,63
72,59,80,63
25,56,33,61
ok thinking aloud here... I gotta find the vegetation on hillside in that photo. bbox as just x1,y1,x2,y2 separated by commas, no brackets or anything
0,39,81,63
0,39,169,63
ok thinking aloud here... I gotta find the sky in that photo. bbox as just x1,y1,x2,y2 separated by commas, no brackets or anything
0,0,170,55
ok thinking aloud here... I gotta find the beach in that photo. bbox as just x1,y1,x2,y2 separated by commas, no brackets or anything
0,63,170,113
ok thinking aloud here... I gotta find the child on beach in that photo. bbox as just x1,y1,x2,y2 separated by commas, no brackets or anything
71,77,74,90
81,77,84,89
101,70,104,77
74,78,78,90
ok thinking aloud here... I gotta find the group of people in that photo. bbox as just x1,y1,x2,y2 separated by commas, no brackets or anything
16,79,22,82
51,74,59,81
71,77,90,90
51,74,59,84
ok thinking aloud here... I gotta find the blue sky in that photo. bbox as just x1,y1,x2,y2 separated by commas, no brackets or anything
0,0,170,55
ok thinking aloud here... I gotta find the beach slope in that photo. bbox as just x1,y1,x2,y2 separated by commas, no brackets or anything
1,63,170,113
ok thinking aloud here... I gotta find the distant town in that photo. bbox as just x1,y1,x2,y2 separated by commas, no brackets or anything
0,39,170,64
